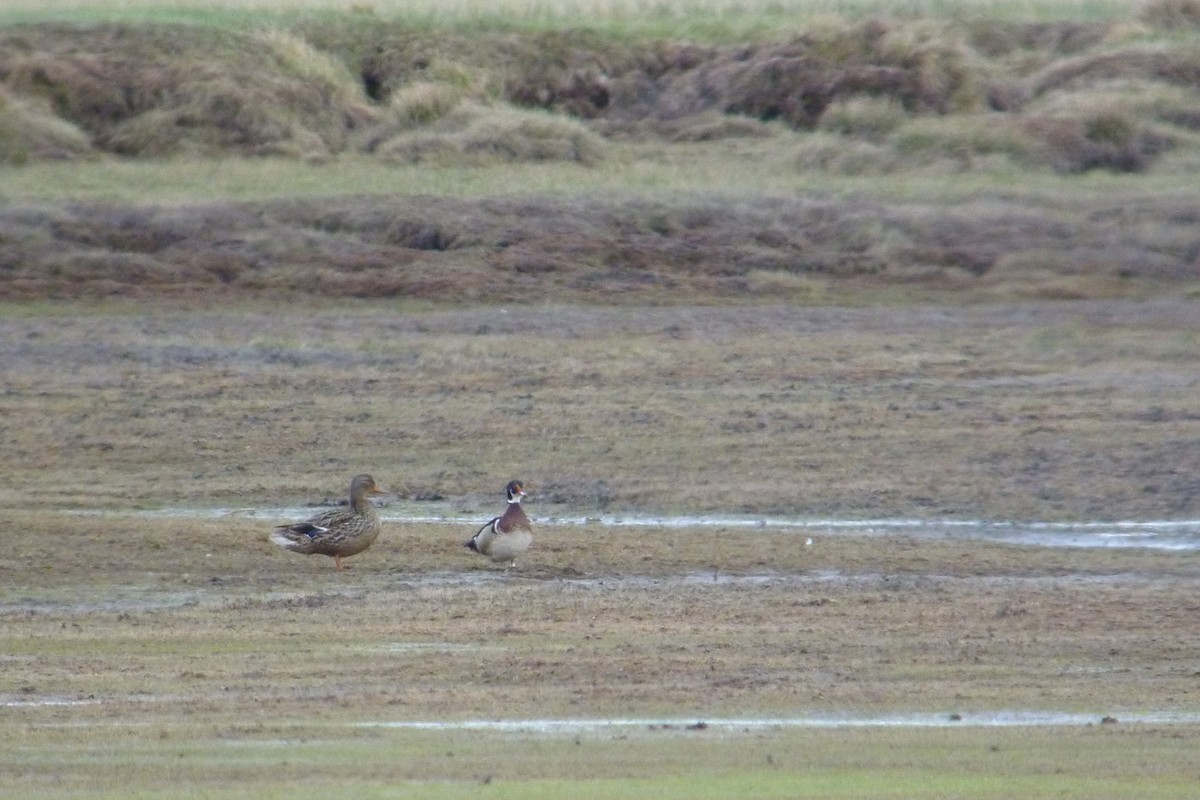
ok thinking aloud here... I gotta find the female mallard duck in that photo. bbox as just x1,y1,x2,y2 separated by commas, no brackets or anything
270,474,387,570
464,480,533,567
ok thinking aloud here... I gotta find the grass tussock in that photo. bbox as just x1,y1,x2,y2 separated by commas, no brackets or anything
0,10,1198,173
0,84,92,163
373,103,606,165
1139,0,1200,29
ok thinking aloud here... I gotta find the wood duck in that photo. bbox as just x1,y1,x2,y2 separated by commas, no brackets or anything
269,474,387,570
464,480,533,567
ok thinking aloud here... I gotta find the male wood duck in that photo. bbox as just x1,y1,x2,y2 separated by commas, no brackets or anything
269,474,387,570
464,480,533,567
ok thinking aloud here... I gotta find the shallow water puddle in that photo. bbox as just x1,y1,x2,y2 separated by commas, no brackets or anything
84,507,1200,550
373,641,494,654
1,697,103,709
356,710,1200,733
9,696,1198,730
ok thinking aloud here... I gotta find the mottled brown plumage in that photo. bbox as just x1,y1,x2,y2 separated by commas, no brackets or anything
464,480,533,567
270,474,386,570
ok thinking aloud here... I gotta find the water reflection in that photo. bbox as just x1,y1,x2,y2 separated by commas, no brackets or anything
118,506,1200,551
357,710,1200,732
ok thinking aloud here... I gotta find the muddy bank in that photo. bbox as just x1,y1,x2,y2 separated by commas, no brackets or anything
3,513,1199,723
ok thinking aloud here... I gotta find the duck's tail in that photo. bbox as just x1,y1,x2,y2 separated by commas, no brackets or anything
270,527,309,552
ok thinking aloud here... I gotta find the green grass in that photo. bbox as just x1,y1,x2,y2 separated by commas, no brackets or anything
7,725,1199,799
2,145,1198,208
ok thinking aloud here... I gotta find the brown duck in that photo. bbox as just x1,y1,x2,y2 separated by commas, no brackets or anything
464,480,533,567
270,474,387,570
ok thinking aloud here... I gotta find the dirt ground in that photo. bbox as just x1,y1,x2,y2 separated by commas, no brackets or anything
2,299,1199,741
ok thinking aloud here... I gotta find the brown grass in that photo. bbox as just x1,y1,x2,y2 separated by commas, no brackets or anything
3,19,1200,308
2,15,1200,172
371,102,607,165
0,84,93,163
2,187,1198,303
2,302,1198,521
1140,0,1200,28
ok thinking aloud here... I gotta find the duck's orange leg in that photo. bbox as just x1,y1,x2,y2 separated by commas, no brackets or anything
334,555,344,570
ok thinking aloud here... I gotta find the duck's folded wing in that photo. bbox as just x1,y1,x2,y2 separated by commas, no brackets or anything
284,521,330,539
465,517,500,548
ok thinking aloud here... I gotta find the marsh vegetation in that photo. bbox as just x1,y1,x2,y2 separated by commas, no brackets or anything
2,1,1200,303
3,2,1200,798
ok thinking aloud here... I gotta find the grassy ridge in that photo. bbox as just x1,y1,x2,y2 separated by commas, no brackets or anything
2,176,1198,303
2,3,1199,303
3,3,1200,168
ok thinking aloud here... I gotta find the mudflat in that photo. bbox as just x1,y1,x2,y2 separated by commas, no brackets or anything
3,299,1197,518
3,301,1198,735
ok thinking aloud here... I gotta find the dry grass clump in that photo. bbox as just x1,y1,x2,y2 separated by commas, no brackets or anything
1022,45,1200,101
587,19,981,132
2,13,1200,172
789,19,1200,174
374,103,606,165
356,50,611,166
295,20,504,105
1026,109,1174,173
886,114,1042,169
816,95,908,141
654,111,777,141
0,24,377,160
0,85,92,163
256,27,377,126
964,19,1112,60
875,107,1174,174
386,78,469,128
1139,0,1200,29
793,132,902,174
373,55,496,129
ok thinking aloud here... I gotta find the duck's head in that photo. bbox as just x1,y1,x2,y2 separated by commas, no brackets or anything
505,480,527,503
350,474,388,498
